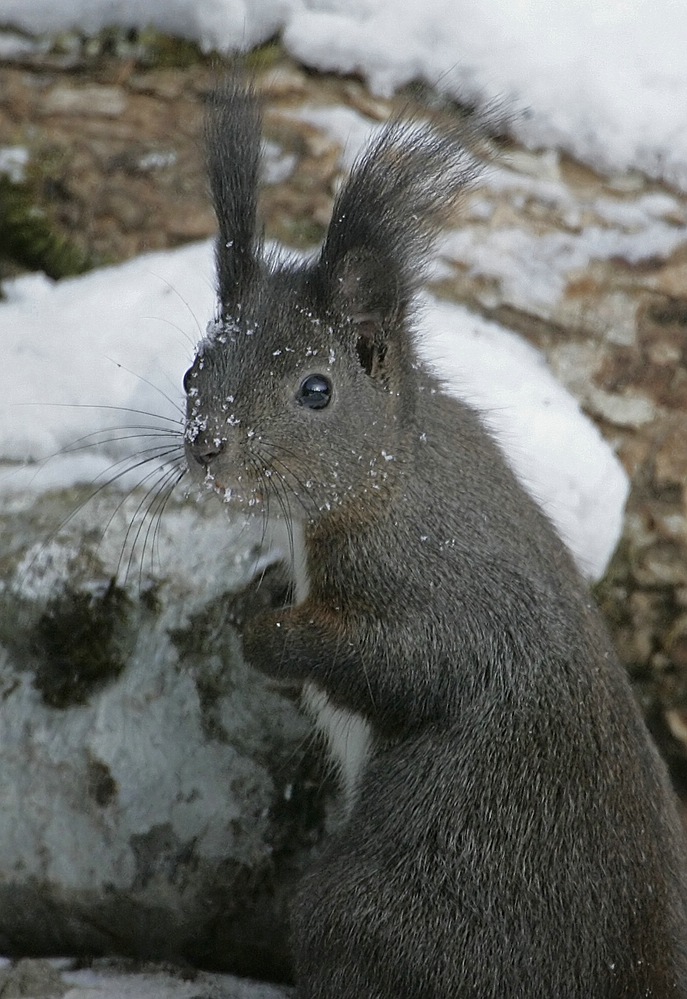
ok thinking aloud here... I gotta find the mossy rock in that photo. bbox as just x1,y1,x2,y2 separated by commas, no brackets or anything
135,28,209,68
0,172,91,291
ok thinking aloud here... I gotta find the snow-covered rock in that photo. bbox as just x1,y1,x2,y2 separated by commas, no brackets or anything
3,0,687,189
0,958,292,998
0,478,313,973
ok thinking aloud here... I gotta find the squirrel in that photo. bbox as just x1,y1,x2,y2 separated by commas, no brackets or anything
183,78,687,998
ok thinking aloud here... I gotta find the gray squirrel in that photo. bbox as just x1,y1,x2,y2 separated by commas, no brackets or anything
183,78,687,998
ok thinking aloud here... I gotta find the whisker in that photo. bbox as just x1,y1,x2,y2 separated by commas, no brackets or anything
5,425,180,496
255,440,305,461
256,440,321,484
62,430,181,455
119,460,186,584
68,446,183,534
270,472,297,584
105,357,185,418
82,447,185,546
260,450,317,520
16,402,183,427
148,270,203,339
246,453,271,550
14,443,185,588
93,444,184,482
234,452,297,600
245,453,281,585
261,458,301,596
142,315,197,351
148,467,187,579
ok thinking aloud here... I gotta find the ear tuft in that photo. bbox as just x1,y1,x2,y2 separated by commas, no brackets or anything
205,75,263,313
317,117,479,336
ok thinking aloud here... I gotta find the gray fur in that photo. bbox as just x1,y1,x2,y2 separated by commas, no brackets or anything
186,78,687,997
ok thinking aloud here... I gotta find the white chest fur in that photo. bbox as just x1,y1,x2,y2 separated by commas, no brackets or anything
264,518,373,810
302,682,373,813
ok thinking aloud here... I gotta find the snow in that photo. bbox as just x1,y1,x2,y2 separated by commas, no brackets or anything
1,246,207,477
61,967,289,998
438,162,687,316
3,0,687,189
0,236,627,581
0,146,29,183
442,217,685,316
0,30,47,59
416,298,627,579
0,960,290,999
296,106,381,169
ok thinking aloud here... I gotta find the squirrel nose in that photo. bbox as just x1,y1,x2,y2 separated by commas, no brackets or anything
188,438,226,468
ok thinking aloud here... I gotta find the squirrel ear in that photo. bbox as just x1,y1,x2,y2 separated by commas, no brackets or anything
334,248,400,325
205,77,263,313
352,316,388,378
330,248,397,377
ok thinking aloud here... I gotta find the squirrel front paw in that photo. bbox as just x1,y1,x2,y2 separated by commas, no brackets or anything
242,602,350,686
242,608,290,676
225,563,292,629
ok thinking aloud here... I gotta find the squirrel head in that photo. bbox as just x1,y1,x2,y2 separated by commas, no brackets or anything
184,78,477,525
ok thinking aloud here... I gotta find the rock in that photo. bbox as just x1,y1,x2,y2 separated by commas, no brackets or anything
43,86,128,118
0,958,67,998
0,957,292,999
667,616,687,671
0,476,323,977
584,387,657,429
654,417,687,490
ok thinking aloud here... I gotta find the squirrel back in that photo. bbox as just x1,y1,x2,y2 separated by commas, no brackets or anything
184,78,687,998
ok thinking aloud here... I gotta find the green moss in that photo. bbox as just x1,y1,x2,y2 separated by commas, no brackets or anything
0,172,91,290
135,28,209,68
43,25,208,65
244,39,284,71
31,579,131,708
135,30,283,72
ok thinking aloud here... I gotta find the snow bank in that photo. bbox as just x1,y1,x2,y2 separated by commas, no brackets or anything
2,244,210,480
3,0,687,188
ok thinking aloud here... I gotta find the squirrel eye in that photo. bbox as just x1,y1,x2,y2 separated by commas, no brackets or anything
297,374,332,410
